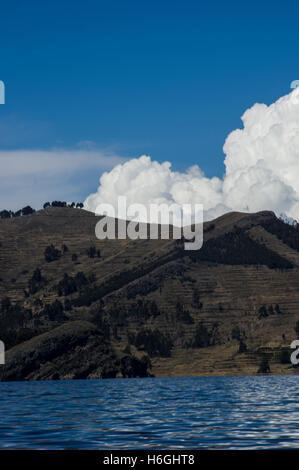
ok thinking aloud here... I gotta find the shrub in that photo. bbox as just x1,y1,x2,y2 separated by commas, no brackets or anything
21,206,35,216
0,210,11,219
189,228,293,269
279,349,291,364
130,329,172,357
192,323,211,348
41,300,65,321
258,306,268,319
87,246,96,258
44,245,61,262
1,297,11,313
28,268,47,294
175,301,194,324
238,339,247,353
64,299,72,311
231,326,241,340
257,357,271,373
261,218,299,253
55,272,88,296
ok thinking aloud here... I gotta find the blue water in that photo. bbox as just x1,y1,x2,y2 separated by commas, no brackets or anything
0,375,298,449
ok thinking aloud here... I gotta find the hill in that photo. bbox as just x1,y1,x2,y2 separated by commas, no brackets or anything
1,206,299,380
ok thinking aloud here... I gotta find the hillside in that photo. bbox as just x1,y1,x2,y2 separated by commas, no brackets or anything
1,206,299,380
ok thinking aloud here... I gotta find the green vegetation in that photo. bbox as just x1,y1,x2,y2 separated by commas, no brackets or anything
261,218,299,252
40,299,65,322
129,329,172,357
231,326,241,340
238,339,247,353
192,287,203,309
257,357,271,373
55,272,89,296
278,349,291,364
192,322,212,348
175,301,194,324
189,229,293,269
0,296,34,349
126,279,159,299
87,246,101,258
43,201,84,209
0,206,35,219
27,268,47,295
258,304,282,319
44,245,61,262
1,206,298,380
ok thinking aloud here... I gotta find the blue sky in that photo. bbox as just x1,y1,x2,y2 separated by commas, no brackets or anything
0,0,298,209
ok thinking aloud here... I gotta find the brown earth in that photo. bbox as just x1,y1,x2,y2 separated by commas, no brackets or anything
0,206,299,380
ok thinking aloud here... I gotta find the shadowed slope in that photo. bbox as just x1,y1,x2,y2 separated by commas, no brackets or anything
0,207,298,379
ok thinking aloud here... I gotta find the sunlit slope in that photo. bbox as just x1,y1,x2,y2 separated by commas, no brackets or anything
1,207,299,379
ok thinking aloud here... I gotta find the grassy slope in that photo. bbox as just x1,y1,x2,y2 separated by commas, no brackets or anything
0,207,299,378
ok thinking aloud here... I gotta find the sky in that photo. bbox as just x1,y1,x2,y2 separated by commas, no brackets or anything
1,1,299,215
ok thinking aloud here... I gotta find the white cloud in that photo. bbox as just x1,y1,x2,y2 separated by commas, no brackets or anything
84,87,299,222
0,149,123,177
0,149,124,210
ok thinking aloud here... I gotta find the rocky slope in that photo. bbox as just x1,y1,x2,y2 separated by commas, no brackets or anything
0,206,299,380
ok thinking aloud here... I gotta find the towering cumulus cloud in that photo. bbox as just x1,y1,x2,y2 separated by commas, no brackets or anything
84,87,299,221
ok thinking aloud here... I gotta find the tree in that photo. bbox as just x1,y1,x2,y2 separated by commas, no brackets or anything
51,201,67,207
268,305,275,315
32,268,42,283
87,246,96,258
257,357,271,373
44,245,61,262
75,271,88,288
258,306,268,319
175,300,194,324
28,268,47,294
43,299,65,321
192,287,203,309
55,271,88,296
130,329,172,357
192,323,211,348
238,339,247,353
192,287,199,306
56,273,77,296
279,349,291,364
43,202,51,209
1,297,11,313
275,304,281,314
0,210,11,219
21,206,35,216
64,299,72,311
150,300,159,316
76,202,84,208
231,326,241,340
189,228,293,270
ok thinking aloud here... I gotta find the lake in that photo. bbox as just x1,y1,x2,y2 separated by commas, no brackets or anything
0,375,298,449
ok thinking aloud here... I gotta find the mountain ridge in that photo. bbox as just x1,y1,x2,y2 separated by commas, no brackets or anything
0,206,298,380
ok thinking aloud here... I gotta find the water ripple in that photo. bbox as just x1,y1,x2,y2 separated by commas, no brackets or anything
0,375,299,449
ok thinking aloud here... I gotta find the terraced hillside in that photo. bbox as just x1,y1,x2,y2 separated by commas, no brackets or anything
0,206,299,380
